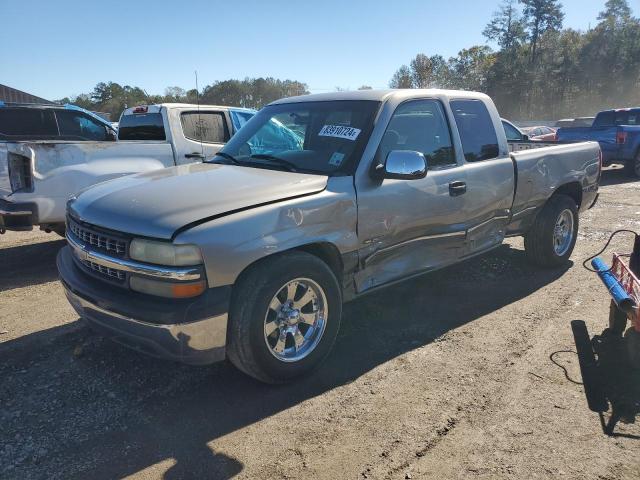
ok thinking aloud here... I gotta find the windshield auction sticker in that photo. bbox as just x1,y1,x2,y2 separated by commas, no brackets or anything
318,125,361,141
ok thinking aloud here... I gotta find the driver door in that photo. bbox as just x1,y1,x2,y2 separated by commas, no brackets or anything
354,99,471,293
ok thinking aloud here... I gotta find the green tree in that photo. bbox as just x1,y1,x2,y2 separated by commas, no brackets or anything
520,0,564,64
448,46,494,91
598,0,632,24
410,53,433,88
163,86,187,102
483,0,527,51
389,65,414,88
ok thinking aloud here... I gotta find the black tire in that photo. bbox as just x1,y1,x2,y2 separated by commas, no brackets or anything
524,194,579,268
623,150,640,179
227,251,342,383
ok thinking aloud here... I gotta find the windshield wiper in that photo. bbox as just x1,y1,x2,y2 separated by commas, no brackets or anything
207,152,241,165
250,154,299,173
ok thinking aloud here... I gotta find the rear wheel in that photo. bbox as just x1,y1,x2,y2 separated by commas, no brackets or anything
622,151,640,179
227,251,342,383
524,194,579,268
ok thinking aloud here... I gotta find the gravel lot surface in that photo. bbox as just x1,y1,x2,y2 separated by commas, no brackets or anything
1,167,639,479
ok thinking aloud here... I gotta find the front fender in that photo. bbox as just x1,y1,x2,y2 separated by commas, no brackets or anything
175,177,358,287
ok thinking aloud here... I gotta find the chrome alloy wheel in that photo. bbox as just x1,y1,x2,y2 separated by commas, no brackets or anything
263,278,328,363
553,209,574,256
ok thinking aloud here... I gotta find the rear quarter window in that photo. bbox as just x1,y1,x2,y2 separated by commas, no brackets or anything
593,111,614,127
0,108,58,139
118,113,166,140
55,110,110,141
451,100,499,162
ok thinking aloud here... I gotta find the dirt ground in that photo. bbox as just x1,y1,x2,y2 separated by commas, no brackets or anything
1,167,639,480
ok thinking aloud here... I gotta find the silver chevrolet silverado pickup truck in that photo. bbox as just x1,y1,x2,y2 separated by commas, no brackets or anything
57,89,601,383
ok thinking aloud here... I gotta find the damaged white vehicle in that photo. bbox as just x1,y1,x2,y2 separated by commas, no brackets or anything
0,103,254,234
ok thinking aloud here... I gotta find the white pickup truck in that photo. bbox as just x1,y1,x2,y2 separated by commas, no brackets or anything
0,103,255,234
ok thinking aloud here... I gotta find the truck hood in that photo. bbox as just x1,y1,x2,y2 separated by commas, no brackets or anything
70,163,328,239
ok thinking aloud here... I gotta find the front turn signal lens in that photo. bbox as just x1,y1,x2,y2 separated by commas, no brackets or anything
130,276,205,298
171,282,206,298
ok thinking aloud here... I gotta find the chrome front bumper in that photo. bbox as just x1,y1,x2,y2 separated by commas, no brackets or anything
64,287,228,365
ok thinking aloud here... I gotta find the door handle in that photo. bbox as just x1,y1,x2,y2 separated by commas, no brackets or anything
449,181,467,196
185,152,205,159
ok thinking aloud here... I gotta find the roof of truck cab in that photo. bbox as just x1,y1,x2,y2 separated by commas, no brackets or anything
156,103,255,111
121,104,257,117
269,89,488,105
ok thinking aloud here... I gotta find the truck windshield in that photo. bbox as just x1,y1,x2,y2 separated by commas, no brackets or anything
215,100,380,175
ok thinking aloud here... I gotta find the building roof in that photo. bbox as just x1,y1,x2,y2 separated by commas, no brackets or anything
0,84,52,104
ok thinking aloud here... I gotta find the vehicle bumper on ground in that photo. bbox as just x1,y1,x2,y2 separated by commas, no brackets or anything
0,198,37,231
57,246,230,365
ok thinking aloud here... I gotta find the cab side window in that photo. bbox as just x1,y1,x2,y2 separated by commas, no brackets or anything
55,110,110,141
503,121,523,141
181,112,228,143
451,100,499,162
378,99,455,168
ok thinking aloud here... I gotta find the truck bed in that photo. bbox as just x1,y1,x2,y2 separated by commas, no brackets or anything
556,120,640,169
0,140,175,224
508,141,601,233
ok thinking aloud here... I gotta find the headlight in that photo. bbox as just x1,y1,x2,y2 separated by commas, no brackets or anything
129,238,202,266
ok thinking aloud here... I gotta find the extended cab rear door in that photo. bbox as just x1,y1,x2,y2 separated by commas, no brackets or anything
167,107,231,164
449,99,514,255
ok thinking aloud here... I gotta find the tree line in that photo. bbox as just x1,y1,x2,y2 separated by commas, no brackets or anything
60,0,638,122
389,0,640,120
58,78,309,121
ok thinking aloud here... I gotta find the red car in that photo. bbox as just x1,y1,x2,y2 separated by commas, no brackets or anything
523,125,557,142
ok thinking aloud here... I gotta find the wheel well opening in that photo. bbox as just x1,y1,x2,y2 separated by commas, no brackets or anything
295,243,343,280
554,182,582,208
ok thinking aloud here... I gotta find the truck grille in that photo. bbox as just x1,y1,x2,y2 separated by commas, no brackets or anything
68,218,127,257
81,259,126,282
67,216,129,285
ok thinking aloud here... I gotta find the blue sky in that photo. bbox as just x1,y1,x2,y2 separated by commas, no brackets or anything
1,0,626,100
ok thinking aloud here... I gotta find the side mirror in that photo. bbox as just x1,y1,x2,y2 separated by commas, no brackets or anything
380,150,427,180
522,134,529,141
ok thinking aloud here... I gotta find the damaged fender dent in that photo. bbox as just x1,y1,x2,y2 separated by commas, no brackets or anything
176,178,358,288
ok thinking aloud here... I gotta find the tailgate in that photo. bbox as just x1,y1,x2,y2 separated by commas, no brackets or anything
508,141,558,152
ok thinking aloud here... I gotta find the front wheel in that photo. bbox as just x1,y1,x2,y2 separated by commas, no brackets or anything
623,151,640,179
227,251,342,383
524,194,579,268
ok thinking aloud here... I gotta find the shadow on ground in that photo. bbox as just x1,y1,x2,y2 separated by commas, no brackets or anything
599,166,639,187
0,244,570,479
0,238,65,291
572,320,640,439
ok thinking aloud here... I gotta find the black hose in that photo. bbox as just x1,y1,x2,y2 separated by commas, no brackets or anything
582,230,639,273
